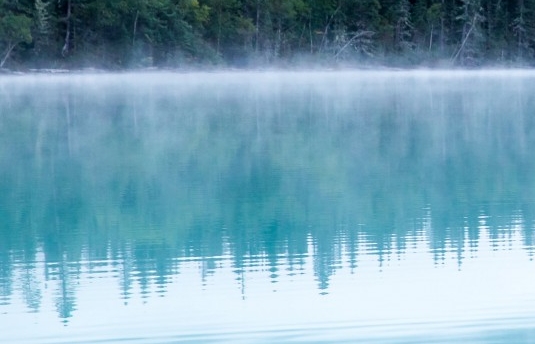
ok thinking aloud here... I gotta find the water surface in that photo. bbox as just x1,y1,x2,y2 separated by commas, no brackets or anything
1,71,535,343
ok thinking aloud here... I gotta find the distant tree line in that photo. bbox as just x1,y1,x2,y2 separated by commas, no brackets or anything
1,0,535,69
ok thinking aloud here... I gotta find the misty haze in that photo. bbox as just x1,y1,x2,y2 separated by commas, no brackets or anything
1,71,535,343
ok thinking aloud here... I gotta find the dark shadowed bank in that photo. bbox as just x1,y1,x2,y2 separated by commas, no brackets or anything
1,0,535,71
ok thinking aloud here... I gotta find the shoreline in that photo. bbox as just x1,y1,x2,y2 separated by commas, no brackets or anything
2,65,535,76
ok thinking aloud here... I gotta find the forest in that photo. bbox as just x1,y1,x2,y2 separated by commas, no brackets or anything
1,0,535,69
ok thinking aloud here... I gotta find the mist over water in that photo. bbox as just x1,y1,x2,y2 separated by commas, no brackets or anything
1,71,535,342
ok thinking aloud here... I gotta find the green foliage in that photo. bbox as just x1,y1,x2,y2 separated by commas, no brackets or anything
0,0,535,68
0,13,32,44
0,10,32,67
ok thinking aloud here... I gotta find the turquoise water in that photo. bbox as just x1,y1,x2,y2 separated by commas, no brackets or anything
1,71,535,343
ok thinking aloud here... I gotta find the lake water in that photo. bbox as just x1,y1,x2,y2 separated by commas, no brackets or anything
1,71,535,343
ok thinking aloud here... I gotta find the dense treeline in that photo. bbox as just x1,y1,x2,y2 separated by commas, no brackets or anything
2,0,535,69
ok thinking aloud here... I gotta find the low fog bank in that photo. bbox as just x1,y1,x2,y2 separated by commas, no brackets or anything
3,62,535,76
2,69,535,102
2,67,535,81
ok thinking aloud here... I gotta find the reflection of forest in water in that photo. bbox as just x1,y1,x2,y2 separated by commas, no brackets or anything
1,73,535,321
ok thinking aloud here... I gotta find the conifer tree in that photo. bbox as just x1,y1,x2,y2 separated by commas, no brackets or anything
34,0,52,57
452,0,485,65
512,0,535,61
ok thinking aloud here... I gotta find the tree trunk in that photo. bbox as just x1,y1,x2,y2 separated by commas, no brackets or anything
309,18,313,53
429,24,434,52
62,0,72,57
440,0,445,54
255,0,260,54
319,4,341,53
276,18,282,58
132,10,139,48
451,14,477,63
217,5,222,55
1,42,17,68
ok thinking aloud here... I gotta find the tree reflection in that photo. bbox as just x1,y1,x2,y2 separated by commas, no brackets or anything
1,73,535,320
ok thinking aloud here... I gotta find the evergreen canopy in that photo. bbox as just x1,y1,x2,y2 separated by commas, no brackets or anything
1,0,534,69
